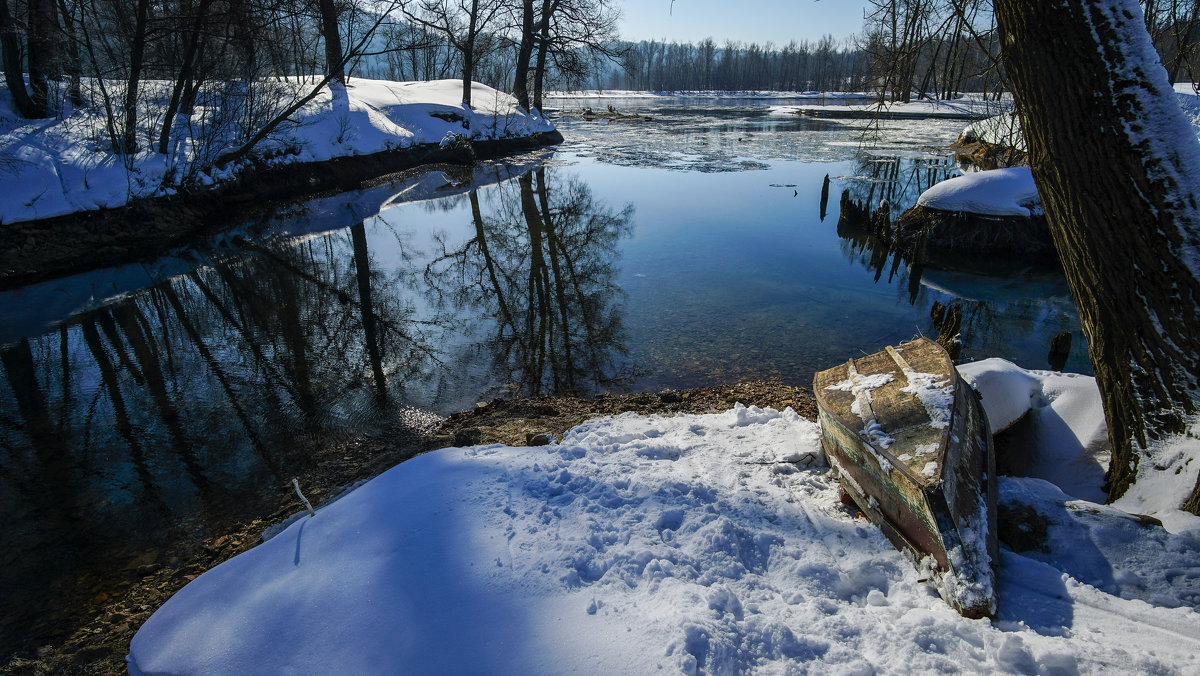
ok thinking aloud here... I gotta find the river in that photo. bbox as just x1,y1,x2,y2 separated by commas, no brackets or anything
0,97,1086,659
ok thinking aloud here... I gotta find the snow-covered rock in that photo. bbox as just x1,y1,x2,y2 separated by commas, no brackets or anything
916,167,1040,218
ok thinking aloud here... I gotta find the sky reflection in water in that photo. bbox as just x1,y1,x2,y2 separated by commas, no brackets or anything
0,97,1085,658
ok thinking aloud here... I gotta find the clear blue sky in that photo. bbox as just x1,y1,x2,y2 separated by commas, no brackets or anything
618,1,869,46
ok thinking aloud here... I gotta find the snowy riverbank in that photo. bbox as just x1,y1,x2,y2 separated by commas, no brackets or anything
772,93,1012,120
0,79,557,226
128,360,1200,675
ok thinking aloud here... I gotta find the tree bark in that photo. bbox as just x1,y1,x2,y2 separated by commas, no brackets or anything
512,0,534,109
55,0,83,105
532,0,551,111
0,0,40,118
462,0,480,108
318,0,344,83
994,0,1200,513
27,0,60,115
120,0,150,154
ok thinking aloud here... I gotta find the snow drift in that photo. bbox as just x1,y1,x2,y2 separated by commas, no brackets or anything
0,79,555,225
128,362,1200,675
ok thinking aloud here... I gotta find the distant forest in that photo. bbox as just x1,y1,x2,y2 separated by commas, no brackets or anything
3,0,1200,161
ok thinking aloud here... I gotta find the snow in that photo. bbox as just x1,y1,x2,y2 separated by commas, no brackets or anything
776,94,1012,120
1113,426,1200,533
0,78,555,225
129,360,1200,675
899,371,954,430
547,90,874,101
960,359,1110,505
824,371,892,419
916,166,1041,217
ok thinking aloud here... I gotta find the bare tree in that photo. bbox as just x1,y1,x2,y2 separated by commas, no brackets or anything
403,0,507,107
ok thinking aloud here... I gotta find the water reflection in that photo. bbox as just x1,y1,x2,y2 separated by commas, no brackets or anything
832,154,1088,372
0,227,432,653
0,163,636,657
1,101,1091,660
423,169,635,400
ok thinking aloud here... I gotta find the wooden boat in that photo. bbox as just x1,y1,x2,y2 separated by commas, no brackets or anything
813,337,998,618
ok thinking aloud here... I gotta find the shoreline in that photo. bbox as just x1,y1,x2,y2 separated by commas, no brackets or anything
0,381,816,674
0,130,563,291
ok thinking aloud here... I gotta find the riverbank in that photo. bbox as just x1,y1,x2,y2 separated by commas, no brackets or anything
0,381,815,675
0,79,561,288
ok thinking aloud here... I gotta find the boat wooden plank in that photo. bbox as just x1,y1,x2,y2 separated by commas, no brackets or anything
813,337,997,618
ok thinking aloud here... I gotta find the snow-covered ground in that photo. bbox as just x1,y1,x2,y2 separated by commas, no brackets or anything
0,79,554,225
547,90,874,101
773,94,1013,120
128,361,1200,675
960,85,1200,150
916,167,1041,217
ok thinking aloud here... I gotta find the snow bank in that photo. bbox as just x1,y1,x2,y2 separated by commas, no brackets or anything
130,398,1200,675
959,358,1200,532
778,95,1012,120
0,79,555,225
916,167,1041,217
547,90,873,101
999,477,1200,609
960,359,1109,503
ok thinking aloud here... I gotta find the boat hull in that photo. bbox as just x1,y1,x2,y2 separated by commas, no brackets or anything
814,338,997,618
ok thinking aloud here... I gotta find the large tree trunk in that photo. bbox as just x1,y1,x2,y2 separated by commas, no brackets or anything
461,0,480,108
994,0,1200,514
0,0,39,118
512,0,534,110
318,0,344,83
27,0,60,115
120,0,150,154
532,0,551,111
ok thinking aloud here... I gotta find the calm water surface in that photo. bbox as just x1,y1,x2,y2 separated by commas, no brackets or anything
0,97,1086,656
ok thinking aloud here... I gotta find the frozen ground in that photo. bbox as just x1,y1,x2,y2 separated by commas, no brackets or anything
129,361,1200,675
0,79,553,225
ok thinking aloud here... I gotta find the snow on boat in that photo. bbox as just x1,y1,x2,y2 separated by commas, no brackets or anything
813,337,998,618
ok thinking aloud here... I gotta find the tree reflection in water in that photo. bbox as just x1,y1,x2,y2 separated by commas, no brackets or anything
0,219,438,656
0,164,637,656
424,168,636,400
834,154,1086,369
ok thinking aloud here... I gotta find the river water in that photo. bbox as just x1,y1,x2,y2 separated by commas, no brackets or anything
0,97,1087,658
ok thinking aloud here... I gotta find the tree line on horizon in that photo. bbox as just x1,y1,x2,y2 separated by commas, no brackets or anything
3,0,1200,160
